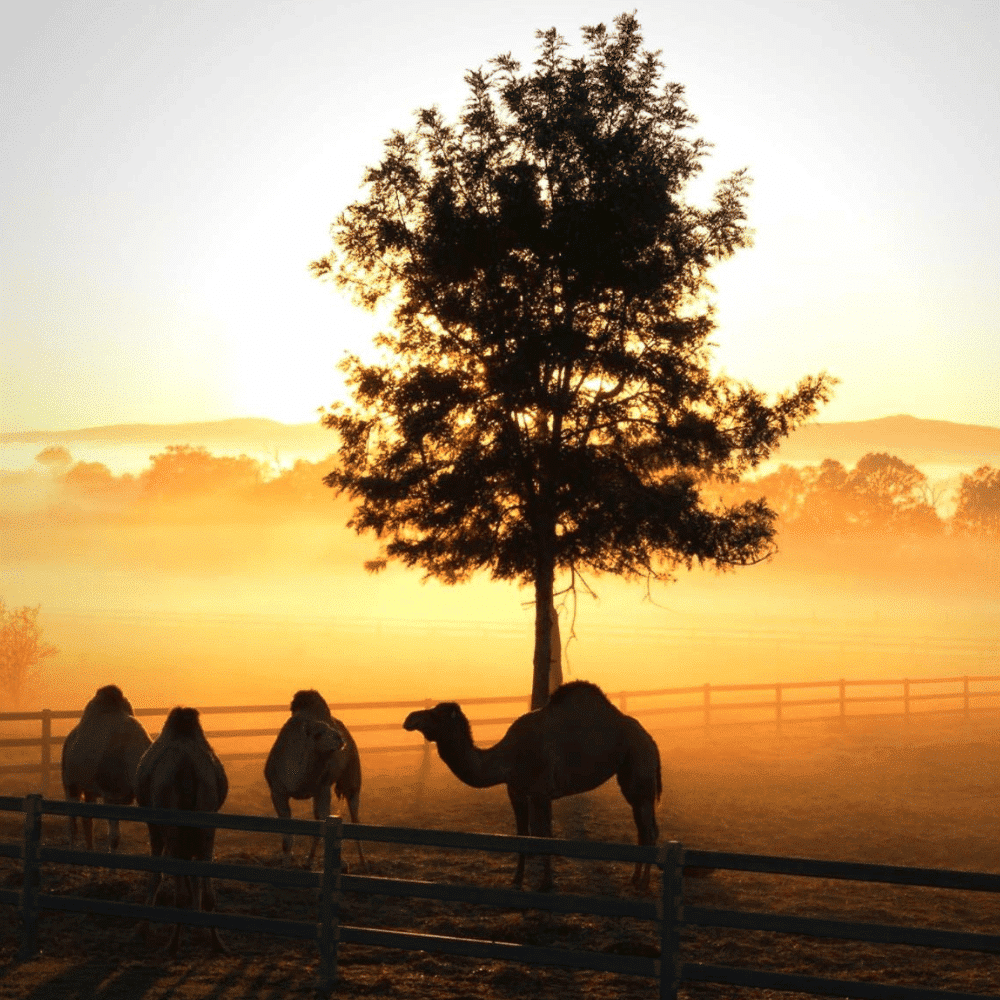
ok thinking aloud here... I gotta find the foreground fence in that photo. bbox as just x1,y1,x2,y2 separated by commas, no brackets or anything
2,673,997,796
1,795,998,998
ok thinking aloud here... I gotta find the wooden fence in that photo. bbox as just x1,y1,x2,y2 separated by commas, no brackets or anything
2,673,997,796
1,795,998,999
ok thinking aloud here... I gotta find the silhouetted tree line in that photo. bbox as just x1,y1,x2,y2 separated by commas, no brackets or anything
715,454,998,540
4,445,998,540
7,445,342,521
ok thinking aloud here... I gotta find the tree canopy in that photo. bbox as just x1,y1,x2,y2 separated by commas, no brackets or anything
0,600,58,707
720,453,946,538
952,465,999,538
312,14,835,707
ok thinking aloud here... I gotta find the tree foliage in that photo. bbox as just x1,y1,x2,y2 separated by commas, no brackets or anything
313,14,835,706
721,453,945,537
0,600,58,707
952,465,999,538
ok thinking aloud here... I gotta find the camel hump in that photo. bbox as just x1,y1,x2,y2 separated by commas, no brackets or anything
547,680,613,709
88,684,134,716
162,707,204,739
290,689,333,723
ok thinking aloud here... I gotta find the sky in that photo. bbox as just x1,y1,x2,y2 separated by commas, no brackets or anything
3,0,998,434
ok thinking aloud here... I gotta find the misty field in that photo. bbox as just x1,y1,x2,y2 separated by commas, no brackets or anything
1,711,998,999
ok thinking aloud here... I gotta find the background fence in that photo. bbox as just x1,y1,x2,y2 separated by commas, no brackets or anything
1,673,998,795
1,795,998,999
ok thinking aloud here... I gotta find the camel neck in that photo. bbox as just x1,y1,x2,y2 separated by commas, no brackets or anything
435,731,509,789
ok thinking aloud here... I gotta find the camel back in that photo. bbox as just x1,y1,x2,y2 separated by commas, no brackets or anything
83,685,135,718
547,680,617,712
136,711,228,811
62,702,152,790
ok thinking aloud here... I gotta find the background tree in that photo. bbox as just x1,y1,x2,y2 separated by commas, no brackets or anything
312,14,835,708
35,446,72,473
952,465,999,538
845,452,942,535
0,600,58,707
139,445,266,503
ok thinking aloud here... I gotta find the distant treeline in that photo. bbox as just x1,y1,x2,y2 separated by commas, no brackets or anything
716,453,997,540
3,445,346,522
4,444,998,540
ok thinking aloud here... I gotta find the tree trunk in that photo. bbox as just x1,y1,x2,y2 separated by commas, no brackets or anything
531,556,555,711
549,600,562,694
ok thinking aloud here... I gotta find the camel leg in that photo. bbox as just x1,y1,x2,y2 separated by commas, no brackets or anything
138,824,165,944
108,817,120,853
167,874,187,958
202,876,226,953
82,792,96,852
201,834,226,953
507,788,530,888
629,796,659,890
529,797,554,892
308,786,332,870
64,788,80,847
270,787,294,864
345,793,368,872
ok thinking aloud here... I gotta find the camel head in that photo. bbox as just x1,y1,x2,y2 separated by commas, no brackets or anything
90,684,134,715
162,706,205,739
298,716,344,758
290,689,333,724
402,702,470,745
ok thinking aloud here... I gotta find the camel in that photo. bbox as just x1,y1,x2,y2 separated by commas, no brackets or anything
403,679,662,891
264,689,367,870
60,684,152,851
135,706,228,957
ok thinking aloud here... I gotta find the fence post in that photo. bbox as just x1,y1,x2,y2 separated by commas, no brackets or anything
702,684,711,727
40,711,52,796
20,793,42,960
658,841,684,1000
317,814,342,997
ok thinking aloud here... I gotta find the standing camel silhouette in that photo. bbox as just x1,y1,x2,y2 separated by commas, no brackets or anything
61,684,152,851
265,689,367,870
135,706,228,956
404,680,661,890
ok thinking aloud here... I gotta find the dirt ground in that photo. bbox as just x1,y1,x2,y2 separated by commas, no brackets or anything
1,712,998,999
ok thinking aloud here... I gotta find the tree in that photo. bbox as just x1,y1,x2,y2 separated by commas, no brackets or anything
139,445,266,502
845,452,942,535
786,454,943,537
0,600,58,707
952,465,999,538
35,446,72,472
312,14,835,708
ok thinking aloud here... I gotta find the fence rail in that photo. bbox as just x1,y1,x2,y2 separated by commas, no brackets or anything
1,673,998,794
1,796,997,999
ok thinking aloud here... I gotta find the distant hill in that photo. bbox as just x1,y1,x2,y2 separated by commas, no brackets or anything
3,414,998,469
1,417,334,456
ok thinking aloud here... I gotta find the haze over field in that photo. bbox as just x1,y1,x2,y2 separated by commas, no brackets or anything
2,417,996,713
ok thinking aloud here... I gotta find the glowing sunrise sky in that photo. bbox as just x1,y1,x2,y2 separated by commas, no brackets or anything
3,1,998,434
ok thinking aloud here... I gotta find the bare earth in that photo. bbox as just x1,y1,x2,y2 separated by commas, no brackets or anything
1,713,998,999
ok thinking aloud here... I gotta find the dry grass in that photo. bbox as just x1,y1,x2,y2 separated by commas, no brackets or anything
1,712,998,998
